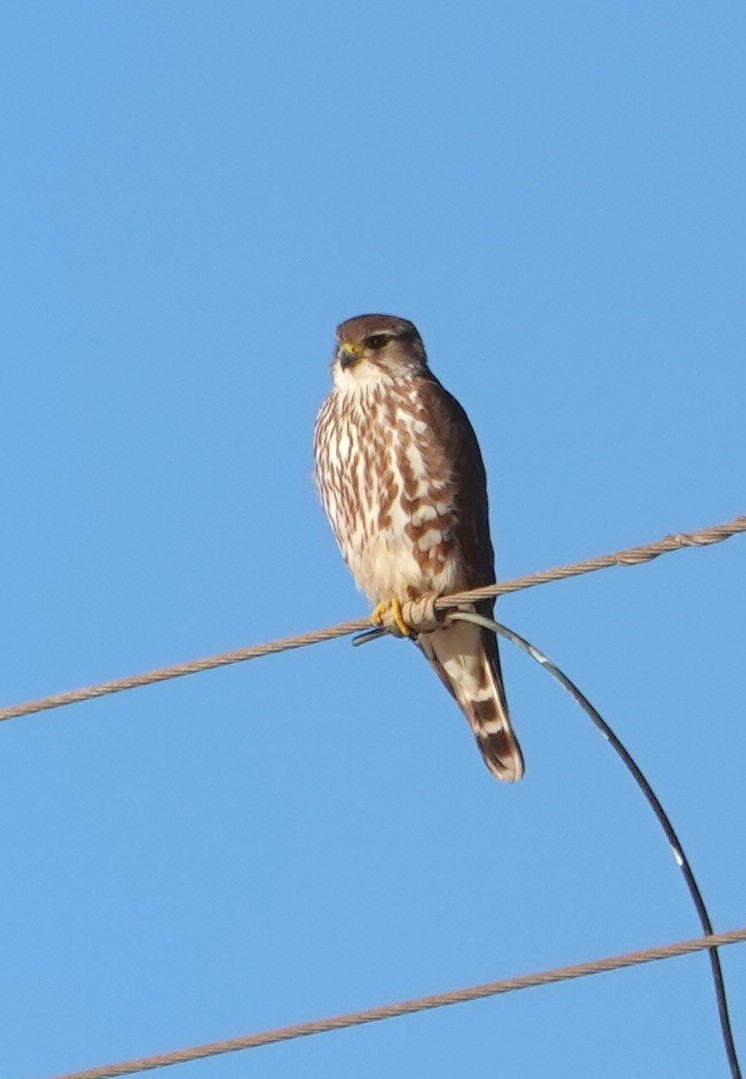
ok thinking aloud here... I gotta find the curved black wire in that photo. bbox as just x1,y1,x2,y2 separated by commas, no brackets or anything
444,612,740,1079
353,614,741,1074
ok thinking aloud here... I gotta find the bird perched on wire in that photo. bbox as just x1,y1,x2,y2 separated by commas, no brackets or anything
314,314,524,782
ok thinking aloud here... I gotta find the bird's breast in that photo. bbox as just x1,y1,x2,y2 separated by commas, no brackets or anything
315,383,460,602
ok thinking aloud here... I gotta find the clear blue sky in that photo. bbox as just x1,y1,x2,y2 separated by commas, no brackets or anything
2,3,745,1077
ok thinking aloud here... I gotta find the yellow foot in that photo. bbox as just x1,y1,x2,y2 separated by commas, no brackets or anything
370,598,413,638
371,601,388,626
390,597,411,638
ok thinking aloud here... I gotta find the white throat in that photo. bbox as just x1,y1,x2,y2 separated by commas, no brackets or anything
332,358,392,392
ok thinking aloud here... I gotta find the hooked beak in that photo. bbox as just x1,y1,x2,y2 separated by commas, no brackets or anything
338,342,361,369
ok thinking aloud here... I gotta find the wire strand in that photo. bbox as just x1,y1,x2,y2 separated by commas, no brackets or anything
29,515,746,1077
48,928,746,1079
449,611,742,1078
2,514,744,725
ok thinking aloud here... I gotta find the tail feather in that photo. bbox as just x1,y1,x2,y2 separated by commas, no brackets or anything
418,618,524,782
470,691,524,783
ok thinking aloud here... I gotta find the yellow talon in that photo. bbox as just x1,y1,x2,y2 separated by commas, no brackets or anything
390,597,412,638
370,598,413,638
371,601,388,626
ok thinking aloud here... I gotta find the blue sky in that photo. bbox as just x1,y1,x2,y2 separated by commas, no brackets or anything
2,3,745,1077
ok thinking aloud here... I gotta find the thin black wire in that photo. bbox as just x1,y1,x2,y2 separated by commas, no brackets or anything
354,614,741,1073
444,611,741,1079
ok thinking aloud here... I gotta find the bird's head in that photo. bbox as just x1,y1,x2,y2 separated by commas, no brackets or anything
332,314,428,387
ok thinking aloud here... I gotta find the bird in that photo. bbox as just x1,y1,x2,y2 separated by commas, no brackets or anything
314,314,524,782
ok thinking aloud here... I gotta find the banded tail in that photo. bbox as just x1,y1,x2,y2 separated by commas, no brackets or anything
419,617,524,782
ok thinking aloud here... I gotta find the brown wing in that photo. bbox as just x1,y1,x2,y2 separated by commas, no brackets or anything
416,375,496,599
415,375,524,781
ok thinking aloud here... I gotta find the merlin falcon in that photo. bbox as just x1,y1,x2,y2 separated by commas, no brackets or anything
314,314,524,781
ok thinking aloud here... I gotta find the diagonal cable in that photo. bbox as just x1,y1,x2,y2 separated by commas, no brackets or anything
1,514,744,725
48,928,746,1079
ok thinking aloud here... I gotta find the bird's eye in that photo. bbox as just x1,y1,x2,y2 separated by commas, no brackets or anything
366,334,390,351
